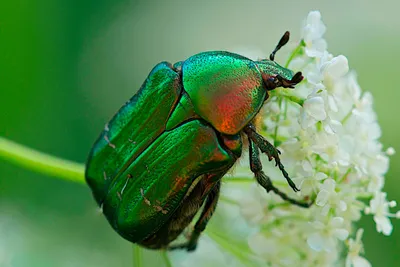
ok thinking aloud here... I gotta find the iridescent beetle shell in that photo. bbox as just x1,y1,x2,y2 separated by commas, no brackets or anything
86,31,305,251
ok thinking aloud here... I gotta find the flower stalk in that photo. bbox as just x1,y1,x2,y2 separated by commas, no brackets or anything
0,136,85,184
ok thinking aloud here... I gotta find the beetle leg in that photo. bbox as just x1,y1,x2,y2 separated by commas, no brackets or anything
248,137,311,208
244,125,299,192
168,181,221,252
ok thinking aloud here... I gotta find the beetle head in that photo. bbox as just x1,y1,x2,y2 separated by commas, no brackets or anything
263,71,303,90
256,31,303,91
256,59,303,91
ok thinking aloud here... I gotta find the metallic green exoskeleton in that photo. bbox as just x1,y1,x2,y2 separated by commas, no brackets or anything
86,31,310,251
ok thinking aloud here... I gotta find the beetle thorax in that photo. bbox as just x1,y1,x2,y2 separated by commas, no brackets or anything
182,51,267,135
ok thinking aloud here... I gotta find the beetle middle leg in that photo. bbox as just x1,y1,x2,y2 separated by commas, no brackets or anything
168,181,221,251
246,126,311,208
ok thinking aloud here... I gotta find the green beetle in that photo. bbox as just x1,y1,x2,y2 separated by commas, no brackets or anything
86,31,310,251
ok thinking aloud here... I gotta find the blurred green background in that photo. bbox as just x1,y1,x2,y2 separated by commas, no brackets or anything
1,0,399,266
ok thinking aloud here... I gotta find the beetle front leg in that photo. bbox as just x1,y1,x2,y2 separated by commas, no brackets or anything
247,131,311,208
245,125,299,192
168,181,221,252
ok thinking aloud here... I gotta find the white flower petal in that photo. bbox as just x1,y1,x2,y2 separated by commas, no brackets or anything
248,234,272,255
316,189,329,206
324,237,336,252
315,172,328,180
322,178,336,192
322,55,349,80
334,229,349,241
302,160,313,172
331,217,344,228
328,95,338,112
352,256,372,267
374,215,393,236
303,96,327,121
339,200,348,212
307,233,325,252
321,204,331,216
311,220,325,230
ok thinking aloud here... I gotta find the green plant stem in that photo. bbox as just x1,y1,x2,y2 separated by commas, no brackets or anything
341,106,355,125
273,96,283,147
161,251,172,267
219,195,240,206
224,176,289,187
285,39,305,68
270,90,305,106
0,136,85,184
132,245,143,267
206,230,254,265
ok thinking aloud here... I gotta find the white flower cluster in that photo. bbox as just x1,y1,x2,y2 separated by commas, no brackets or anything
231,11,398,267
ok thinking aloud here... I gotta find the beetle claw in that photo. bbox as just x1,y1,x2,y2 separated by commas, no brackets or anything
167,241,197,252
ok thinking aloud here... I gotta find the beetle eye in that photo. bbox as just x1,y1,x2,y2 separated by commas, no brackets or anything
265,77,278,91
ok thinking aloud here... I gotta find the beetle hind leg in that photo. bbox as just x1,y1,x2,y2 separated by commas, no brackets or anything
247,130,311,208
168,181,221,252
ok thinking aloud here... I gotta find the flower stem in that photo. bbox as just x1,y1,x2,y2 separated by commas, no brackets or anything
357,192,374,200
219,195,240,206
280,91,305,106
161,251,172,267
224,176,253,183
206,229,254,265
273,96,284,147
0,136,85,184
269,90,305,107
132,245,143,267
285,39,305,68
224,176,289,187
341,106,355,125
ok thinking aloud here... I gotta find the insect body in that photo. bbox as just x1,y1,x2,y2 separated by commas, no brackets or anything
85,32,309,251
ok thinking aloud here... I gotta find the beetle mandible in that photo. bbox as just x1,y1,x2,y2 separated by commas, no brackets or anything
85,31,311,251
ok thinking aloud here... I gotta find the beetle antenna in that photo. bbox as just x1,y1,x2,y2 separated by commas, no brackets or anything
269,31,290,61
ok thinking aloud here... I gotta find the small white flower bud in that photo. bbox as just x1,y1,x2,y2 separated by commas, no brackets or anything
389,200,397,208
395,211,400,219
386,147,396,156
364,207,371,214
